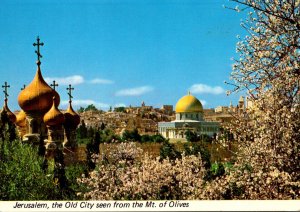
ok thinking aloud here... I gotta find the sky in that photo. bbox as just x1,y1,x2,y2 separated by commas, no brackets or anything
0,0,248,111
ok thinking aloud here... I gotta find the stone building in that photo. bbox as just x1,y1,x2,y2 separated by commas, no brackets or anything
158,92,219,140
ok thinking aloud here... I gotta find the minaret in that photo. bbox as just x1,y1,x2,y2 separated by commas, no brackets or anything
43,97,65,158
18,36,60,143
63,84,80,149
1,82,16,123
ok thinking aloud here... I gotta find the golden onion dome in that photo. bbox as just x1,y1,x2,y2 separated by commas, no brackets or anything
15,110,26,127
1,98,16,123
175,92,203,113
64,101,80,128
18,65,60,113
43,97,64,126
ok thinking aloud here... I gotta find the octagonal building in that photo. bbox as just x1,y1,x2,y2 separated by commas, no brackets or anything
158,92,219,140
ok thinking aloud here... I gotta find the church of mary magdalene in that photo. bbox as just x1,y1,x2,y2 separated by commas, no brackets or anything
1,36,80,158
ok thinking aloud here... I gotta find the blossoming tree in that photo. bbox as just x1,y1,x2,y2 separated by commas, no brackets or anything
208,0,300,199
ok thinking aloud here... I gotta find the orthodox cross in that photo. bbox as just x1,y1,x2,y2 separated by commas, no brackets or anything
21,84,26,91
67,84,74,101
50,80,59,91
2,82,10,99
33,36,44,61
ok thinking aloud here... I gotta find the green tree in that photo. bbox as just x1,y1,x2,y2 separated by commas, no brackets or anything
122,128,141,142
159,140,181,161
151,134,166,143
85,104,98,112
185,130,198,142
77,120,88,139
114,107,126,113
0,140,59,200
86,131,102,170
77,107,85,113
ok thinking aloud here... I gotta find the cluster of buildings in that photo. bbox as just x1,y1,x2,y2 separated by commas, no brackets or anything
158,93,250,141
1,37,251,146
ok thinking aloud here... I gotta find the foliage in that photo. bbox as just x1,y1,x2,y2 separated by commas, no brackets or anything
185,130,198,142
210,0,300,199
77,104,99,113
183,142,211,170
101,128,121,143
77,120,88,139
86,131,101,170
0,140,60,200
141,134,166,143
159,140,181,161
65,163,89,199
114,107,126,113
79,142,206,200
77,107,85,113
122,128,141,142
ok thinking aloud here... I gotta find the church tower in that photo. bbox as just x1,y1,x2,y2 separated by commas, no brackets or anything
43,97,65,157
18,37,60,143
1,82,16,123
63,84,80,149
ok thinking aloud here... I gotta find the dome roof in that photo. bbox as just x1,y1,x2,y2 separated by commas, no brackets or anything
15,110,26,127
64,101,80,128
43,97,64,126
1,99,16,123
175,93,203,113
18,65,60,113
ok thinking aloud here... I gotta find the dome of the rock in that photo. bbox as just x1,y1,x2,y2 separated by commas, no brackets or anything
175,93,203,113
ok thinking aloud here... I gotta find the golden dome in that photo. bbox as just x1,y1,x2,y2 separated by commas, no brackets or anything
18,65,60,113
1,99,16,123
64,101,80,128
175,93,203,113
43,97,64,126
15,110,26,127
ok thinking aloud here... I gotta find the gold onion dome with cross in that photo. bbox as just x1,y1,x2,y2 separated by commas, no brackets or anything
2,98,16,123
64,101,80,128
15,110,26,127
64,85,80,128
175,92,203,113
43,97,65,126
18,37,60,113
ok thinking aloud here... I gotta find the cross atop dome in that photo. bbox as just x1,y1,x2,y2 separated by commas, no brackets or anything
67,84,74,102
51,80,58,91
33,36,44,64
2,81,10,99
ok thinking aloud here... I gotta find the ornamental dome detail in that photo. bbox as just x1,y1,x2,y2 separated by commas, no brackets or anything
64,101,80,128
15,110,26,127
43,97,64,126
18,65,60,113
175,92,203,113
1,98,16,123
